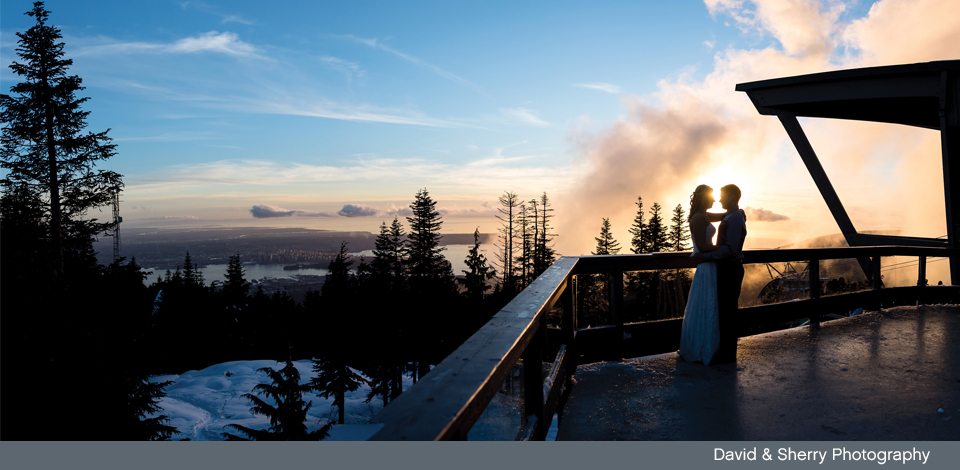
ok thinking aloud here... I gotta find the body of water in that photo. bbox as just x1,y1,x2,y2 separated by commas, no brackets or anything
145,244,498,286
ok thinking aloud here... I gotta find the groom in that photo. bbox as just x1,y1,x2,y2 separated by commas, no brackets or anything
701,184,746,363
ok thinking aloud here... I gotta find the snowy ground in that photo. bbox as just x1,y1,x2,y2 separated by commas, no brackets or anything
151,359,557,441
150,360,393,441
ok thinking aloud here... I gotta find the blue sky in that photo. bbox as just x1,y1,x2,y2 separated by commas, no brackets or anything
2,0,957,255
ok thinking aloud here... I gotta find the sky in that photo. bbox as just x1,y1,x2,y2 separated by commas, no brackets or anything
2,0,959,258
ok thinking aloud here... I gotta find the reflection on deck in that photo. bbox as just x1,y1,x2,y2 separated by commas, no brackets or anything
558,305,960,440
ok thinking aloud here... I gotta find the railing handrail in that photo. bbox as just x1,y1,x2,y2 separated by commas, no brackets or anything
369,245,958,441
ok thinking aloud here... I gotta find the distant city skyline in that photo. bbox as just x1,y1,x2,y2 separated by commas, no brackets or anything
2,0,957,256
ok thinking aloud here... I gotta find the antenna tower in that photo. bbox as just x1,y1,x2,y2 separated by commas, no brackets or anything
112,190,122,263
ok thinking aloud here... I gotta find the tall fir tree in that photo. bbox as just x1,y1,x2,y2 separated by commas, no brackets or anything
0,1,122,281
516,203,533,288
224,359,330,440
495,191,520,293
646,202,667,253
667,203,691,251
405,188,453,292
628,196,648,254
310,356,368,425
458,228,496,302
532,192,557,279
222,252,249,307
592,218,621,255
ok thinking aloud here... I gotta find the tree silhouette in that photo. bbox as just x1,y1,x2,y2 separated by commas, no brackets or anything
531,192,557,279
406,188,454,293
495,191,520,293
646,203,667,253
459,228,496,301
628,196,648,254
223,252,249,301
667,203,691,252
593,218,621,255
0,1,122,281
310,356,367,425
223,359,330,440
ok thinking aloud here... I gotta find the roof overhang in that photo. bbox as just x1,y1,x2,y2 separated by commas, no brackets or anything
736,60,960,130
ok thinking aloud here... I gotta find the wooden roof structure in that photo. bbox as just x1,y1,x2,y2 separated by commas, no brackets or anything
737,60,960,284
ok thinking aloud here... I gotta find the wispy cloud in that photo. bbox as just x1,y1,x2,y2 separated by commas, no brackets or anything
222,15,254,25
77,31,265,59
500,108,549,127
318,55,366,84
575,82,622,94
337,34,483,93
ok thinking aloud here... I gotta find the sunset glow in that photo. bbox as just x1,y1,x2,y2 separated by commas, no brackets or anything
1,0,957,257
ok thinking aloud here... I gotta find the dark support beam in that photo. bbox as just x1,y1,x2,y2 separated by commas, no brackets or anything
778,113,859,240
872,257,883,290
809,259,820,327
778,113,875,281
919,256,927,287
940,70,960,284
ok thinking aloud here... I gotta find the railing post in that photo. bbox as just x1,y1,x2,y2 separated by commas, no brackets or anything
522,318,544,440
808,258,820,327
561,277,575,344
610,267,624,353
918,256,927,287
872,256,882,290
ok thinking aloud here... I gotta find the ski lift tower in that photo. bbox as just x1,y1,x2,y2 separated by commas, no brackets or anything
112,189,122,263
737,60,960,284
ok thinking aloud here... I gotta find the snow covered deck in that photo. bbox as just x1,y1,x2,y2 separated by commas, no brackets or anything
556,305,960,440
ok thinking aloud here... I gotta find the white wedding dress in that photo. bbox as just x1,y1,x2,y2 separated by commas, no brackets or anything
678,222,720,365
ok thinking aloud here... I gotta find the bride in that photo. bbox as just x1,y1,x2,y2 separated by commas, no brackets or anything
679,185,722,364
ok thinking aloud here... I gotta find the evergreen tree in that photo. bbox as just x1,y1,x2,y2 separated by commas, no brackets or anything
371,218,406,292
405,188,454,292
592,218,621,255
310,356,368,425
322,242,354,299
532,192,557,278
646,203,667,253
516,203,533,287
495,191,520,293
0,2,122,280
182,251,204,287
459,228,496,301
223,252,249,301
223,359,330,440
667,203,691,251
387,216,407,287
628,196,648,254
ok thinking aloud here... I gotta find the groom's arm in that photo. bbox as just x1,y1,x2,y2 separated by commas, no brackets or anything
704,216,744,261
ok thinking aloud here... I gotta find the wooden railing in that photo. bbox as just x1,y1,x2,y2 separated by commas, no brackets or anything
368,246,959,441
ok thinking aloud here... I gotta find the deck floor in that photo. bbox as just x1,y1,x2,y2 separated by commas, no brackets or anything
556,305,960,440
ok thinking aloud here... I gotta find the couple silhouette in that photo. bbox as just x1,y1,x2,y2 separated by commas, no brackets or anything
678,184,746,365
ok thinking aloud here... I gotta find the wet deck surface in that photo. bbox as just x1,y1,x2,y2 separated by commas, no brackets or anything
556,305,960,440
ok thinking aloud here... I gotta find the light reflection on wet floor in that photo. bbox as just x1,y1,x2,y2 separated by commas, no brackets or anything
557,305,960,440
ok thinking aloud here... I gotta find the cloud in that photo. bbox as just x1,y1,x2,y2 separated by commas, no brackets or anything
575,83,622,94
337,204,379,217
500,108,549,127
222,15,254,25
250,205,337,218
743,206,789,222
77,31,264,59
337,34,484,94
319,55,366,81
557,0,960,256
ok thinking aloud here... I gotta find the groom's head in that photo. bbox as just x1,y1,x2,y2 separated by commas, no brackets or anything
720,184,741,210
